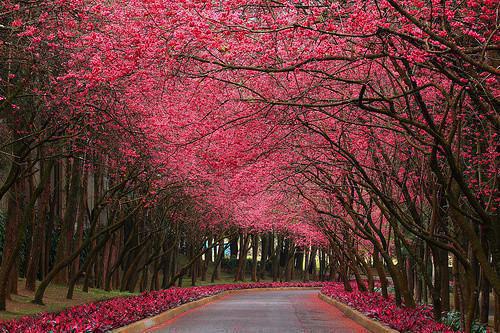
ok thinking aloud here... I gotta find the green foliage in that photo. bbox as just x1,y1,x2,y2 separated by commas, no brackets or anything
373,286,395,293
221,257,239,270
441,311,488,333
221,257,254,271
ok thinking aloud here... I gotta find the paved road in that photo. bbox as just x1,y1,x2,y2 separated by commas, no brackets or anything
148,289,369,333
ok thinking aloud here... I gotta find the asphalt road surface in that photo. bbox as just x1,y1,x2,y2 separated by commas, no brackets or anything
148,289,369,333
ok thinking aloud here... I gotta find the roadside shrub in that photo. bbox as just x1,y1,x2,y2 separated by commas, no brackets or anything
442,311,488,333
321,284,457,333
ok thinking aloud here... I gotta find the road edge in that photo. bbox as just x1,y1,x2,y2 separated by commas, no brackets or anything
113,287,321,333
318,293,400,333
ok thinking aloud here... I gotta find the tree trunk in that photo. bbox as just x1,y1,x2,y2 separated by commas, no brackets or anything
234,234,250,282
0,176,23,310
272,235,280,282
33,204,139,304
190,243,197,286
25,159,53,291
295,249,304,279
168,235,227,288
211,239,226,283
54,158,81,285
309,247,317,280
259,233,269,280
251,234,258,282
0,150,52,309
494,291,499,333
373,249,388,298
479,226,490,325
230,237,238,259
303,247,310,282
67,232,110,299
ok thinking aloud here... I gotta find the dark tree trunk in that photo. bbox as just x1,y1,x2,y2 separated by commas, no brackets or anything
494,292,499,333
272,235,281,282
303,247,310,282
0,176,23,309
230,237,238,259
0,147,51,309
373,249,388,298
479,226,490,325
211,239,226,283
259,234,269,280
251,234,258,282
25,160,52,291
235,234,250,282
67,232,110,299
54,158,82,285
295,249,304,278
309,247,317,280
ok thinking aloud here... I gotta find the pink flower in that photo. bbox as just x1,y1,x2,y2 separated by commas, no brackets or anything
11,18,22,27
